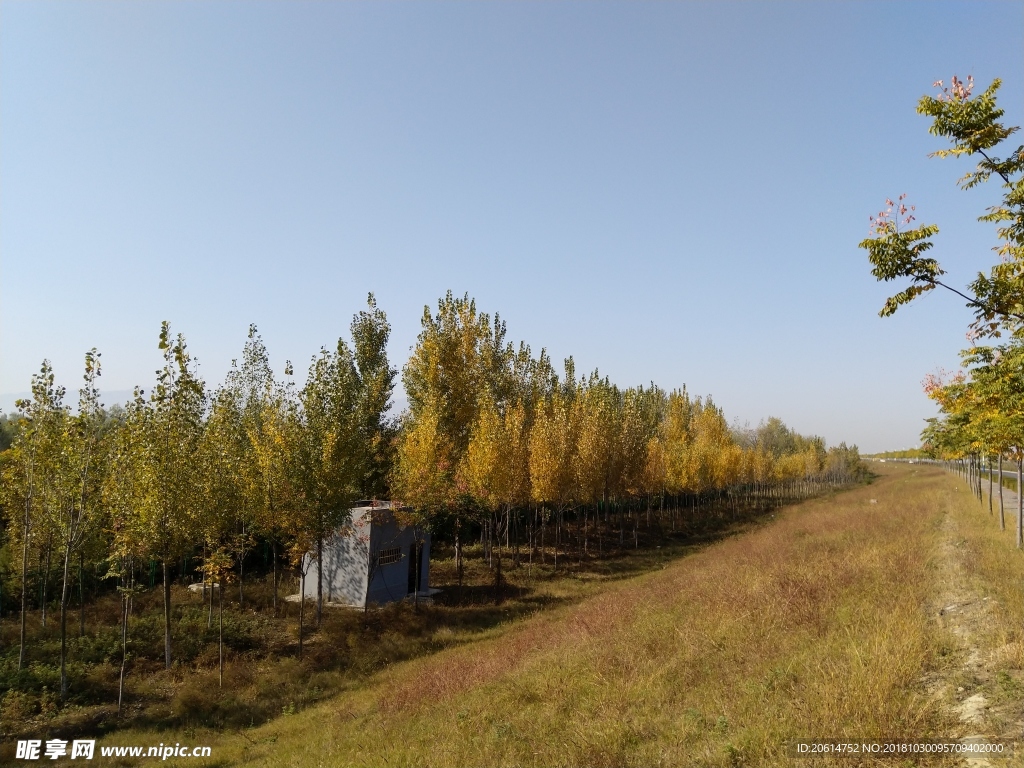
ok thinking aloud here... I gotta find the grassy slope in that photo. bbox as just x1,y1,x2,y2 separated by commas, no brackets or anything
942,472,1024,737
0,512,733,741
100,465,1024,767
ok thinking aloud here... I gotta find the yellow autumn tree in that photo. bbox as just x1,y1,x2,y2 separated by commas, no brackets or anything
529,391,576,568
463,395,530,601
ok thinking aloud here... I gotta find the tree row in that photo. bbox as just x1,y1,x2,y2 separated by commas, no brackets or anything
0,291,865,705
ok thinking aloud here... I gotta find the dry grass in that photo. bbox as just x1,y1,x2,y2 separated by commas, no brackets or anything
92,464,995,767
0,493,770,755
942,476,1024,741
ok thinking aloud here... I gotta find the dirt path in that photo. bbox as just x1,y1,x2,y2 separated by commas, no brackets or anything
930,484,1023,767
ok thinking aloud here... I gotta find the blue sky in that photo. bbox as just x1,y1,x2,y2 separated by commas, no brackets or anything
1,1,1021,452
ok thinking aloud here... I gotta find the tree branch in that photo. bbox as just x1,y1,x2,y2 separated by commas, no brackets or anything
976,148,1014,189
929,278,1024,323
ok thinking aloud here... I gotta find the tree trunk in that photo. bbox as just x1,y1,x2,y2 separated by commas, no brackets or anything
578,507,584,566
528,506,534,577
19,502,30,670
272,541,279,614
493,514,503,606
998,454,1005,531
79,552,85,638
298,569,305,660
486,520,492,569
455,519,463,605
117,590,128,718
316,537,323,627
59,548,71,699
553,510,559,571
513,509,520,568
41,545,51,628
540,508,546,566
414,534,422,610
977,455,983,503
218,574,224,688
988,455,994,514
1017,459,1023,549
238,543,245,610
162,560,172,670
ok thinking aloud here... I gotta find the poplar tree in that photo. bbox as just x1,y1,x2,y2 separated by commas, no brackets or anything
104,388,152,711
351,294,398,499
620,386,661,500
393,403,456,590
297,339,360,626
223,326,277,608
401,292,513,575
687,398,735,495
663,388,695,500
45,351,107,698
463,395,530,601
256,374,301,612
641,435,667,534
199,385,245,644
136,324,207,669
529,387,577,569
9,362,64,669
572,377,616,560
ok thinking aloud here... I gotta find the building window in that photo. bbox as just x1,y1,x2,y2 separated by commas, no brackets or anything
377,547,403,566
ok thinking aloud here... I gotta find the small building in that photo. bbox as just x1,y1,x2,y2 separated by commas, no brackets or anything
301,501,432,607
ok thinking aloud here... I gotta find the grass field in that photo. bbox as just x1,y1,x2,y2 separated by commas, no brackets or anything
68,462,1020,768
0,502,773,745
5,463,1021,766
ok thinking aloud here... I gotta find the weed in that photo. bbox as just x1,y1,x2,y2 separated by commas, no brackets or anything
996,670,1018,695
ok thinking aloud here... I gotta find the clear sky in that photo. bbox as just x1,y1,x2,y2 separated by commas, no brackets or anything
1,1,1022,453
